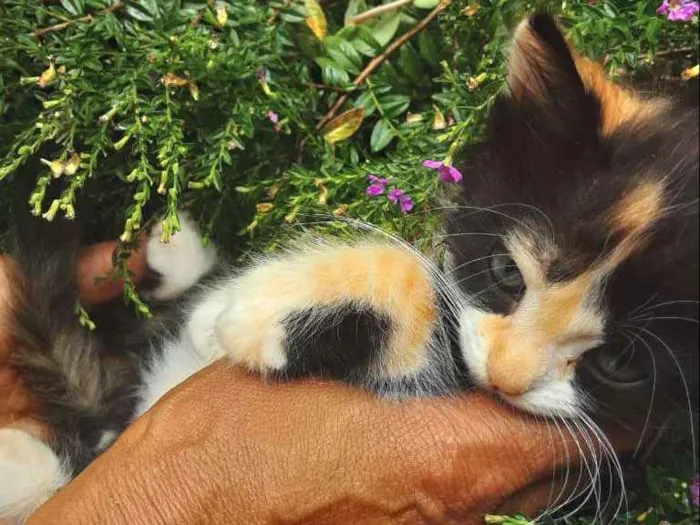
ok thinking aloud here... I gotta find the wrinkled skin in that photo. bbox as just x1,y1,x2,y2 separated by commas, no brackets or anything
0,243,635,524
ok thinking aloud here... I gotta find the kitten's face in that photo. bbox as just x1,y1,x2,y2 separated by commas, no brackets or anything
448,15,699,423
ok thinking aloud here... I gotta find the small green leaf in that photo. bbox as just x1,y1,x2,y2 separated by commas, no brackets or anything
418,31,440,66
370,119,396,152
397,43,423,83
344,0,367,26
413,0,439,8
125,0,158,22
371,12,401,47
379,94,410,118
353,91,377,117
60,0,85,16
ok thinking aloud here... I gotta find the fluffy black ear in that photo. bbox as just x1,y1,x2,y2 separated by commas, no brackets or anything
490,13,601,167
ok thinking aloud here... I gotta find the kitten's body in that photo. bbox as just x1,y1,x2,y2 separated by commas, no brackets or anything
1,14,697,524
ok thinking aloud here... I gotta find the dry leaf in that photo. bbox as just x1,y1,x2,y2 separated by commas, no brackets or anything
466,72,488,91
321,107,365,144
256,202,274,213
266,184,280,200
316,180,329,205
63,152,81,176
284,206,300,223
305,0,328,41
38,62,56,88
161,73,190,87
406,112,424,124
432,105,446,130
216,2,228,27
189,82,200,101
462,2,480,16
682,64,699,80
40,158,65,178
333,204,349,216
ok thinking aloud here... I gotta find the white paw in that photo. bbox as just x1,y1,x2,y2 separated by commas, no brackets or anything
147,212,217,300
0,428,71,524
214,301,288,372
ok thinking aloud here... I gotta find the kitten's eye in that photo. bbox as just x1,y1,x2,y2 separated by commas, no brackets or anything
588,344,649,386
489,250,525,295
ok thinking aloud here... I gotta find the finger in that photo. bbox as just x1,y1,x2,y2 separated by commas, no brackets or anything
76,238,147,305
496,473,580,518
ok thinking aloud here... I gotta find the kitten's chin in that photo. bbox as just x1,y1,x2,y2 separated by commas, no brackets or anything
497,381,583,418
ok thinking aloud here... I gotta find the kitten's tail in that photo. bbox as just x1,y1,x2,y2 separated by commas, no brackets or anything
9,214,134,465
3,215,132,521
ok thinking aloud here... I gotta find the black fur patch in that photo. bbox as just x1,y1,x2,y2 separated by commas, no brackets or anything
280,305,392,381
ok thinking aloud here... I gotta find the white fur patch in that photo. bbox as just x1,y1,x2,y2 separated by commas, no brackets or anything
0,428,70,524
134,284,231,417
458,305,489,387
147,212,217,300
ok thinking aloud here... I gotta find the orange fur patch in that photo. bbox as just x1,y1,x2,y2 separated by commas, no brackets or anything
603,181,665,270
309,245,437,376
575,56,668,136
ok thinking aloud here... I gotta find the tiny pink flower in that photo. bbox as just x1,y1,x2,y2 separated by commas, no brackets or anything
691,474,699,508
366,184,385,197
388,188,405,203
657,0,699,21
366,174,389,197
398,194,414,213
387,188,414,214
256,68,269,82
367,174,389,186
267,111,279,124
423,160,463,183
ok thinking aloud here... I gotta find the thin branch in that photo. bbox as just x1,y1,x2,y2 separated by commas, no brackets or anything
654,46,695,58
32,1,124,38
347,0,413,25
316,0,451,131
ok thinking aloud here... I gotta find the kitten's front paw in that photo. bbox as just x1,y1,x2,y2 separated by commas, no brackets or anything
147,212,217,300
0,428,70,524
215,301,288,372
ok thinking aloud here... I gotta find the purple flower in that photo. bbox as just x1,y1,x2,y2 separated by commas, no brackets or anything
267,111,279,124
657,0,699,21
387,188,414,214
691,474,699,508
368,174,389,186
256,67,269,82
423,160,463,183
366,184,385,196
398,194,414,213
366,174,389,197
387,188,405,203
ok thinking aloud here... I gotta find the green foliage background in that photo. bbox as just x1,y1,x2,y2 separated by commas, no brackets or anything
0,1,698,522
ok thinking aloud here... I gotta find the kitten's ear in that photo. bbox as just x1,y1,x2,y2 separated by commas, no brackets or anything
506,13,588,108
491,13,601,159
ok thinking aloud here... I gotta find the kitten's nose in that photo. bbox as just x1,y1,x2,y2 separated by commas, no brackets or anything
487,346,542,396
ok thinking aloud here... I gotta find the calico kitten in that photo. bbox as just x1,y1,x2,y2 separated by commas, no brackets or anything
0,13,697,523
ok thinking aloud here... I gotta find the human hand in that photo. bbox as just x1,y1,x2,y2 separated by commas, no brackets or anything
29,363,635,524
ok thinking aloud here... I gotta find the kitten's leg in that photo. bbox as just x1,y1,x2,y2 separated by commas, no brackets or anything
0,428,70,524
146,212,217,300
213,243,454,391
